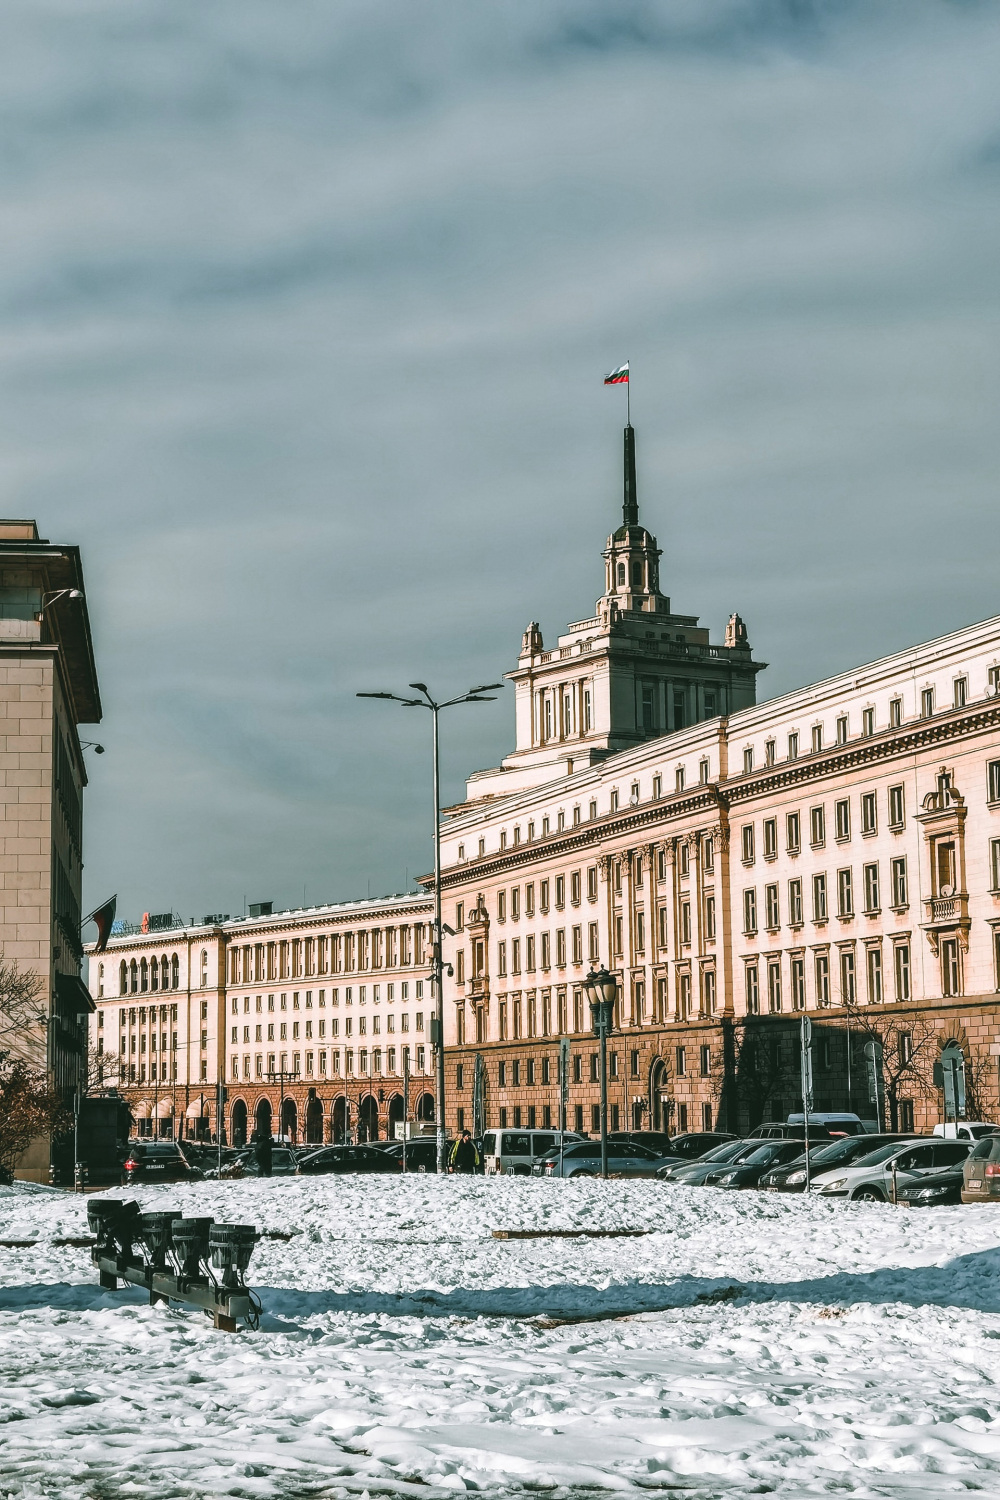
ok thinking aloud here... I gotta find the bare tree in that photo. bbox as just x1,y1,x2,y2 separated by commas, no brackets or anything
0,956,48,1063
84,1045,124,1095
0,955,68,1171
842,1001,939,1130
710,1017,794,1130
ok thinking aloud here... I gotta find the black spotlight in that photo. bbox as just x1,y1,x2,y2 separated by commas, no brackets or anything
169,1217,214,1279
208,1223,260,1288
138,1211,182,1271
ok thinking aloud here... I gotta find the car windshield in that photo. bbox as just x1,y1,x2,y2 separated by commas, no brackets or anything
743,1143,785,1165
697,1140,747,1164
565,1143,601,1158
807,1137,872,1166
851,1141,917,1167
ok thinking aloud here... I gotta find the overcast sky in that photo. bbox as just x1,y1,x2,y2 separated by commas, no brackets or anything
2,0,999,924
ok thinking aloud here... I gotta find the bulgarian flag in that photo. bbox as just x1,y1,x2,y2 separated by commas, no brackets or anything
604,362,629,385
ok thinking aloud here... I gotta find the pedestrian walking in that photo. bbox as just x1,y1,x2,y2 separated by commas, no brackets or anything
449,1130,480,1175
253,1126,273,1178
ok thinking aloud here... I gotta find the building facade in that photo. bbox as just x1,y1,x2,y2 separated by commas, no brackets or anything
1,519,101,1181
438,438,1000,1138
87,894,434,1145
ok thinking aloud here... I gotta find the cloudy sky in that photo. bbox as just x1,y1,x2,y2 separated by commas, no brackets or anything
3,0,999,923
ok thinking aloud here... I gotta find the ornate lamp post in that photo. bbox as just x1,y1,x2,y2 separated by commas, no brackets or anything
585,965,618,1179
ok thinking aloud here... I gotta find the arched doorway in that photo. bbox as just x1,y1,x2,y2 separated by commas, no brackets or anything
231,1098,248,1147
387,1093,404,1141
306,1095,324,1144
281,1097,297,1142
649,1058,670,1134
255,1097,273,1141
332,1095,348,1143
358,1094,379,1142
417,1091,435,1123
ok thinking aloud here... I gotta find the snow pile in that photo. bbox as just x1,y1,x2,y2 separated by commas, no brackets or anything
2,1177,1000,1496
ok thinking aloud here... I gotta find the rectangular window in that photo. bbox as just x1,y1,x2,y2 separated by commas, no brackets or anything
810,806,825,847
863,862,880,913
921,687,934,718
704,895,716,940
588,922,599,962
699,1044,710,1077
497,891,506,922
787,732,799,760
680,902,691,945
765,883,779,930
942,938,961,997
744,963,759,1015
861,792,877,834
890,697,902,727
678,971,691,1018
835,799,850,841
675,1046,686,1077
767,959,782,1013
572,925,582,963
990,761,1000,804
886,785,904,830
587,866,598,901
497,941,507,978
743,888,757,934
811,725,823,753
812,873,827,921
862,707,874,736
891,856,908,909
840,949,856,1005
743,747,754,775
765,738,775,766
675,766,685,792
894,942,910,1001
652,774,662,800
614,915,623,955
539,934,549,970
954,677,968,708
763,818,777,859
658,906,668,948
791,956,805,1010
815,952,830,1007
837,868,854,918
512,939,521,975
991,838,1000,892
555,875,565,909
703,835,714,873
788,878,803,926
867,946,883,1004
741,825,755,863
635,912,645,953
786,811,800,853
836,715,848,745
702,969,716,1013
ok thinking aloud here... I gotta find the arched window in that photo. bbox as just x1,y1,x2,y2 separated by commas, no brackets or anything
617,562,626,586
201,950,209,987
172,954,180,990
161,955,169,993
631,561,643,586
130,960,138,995
150,957,159,992
140,957,148,992
119,961,127,996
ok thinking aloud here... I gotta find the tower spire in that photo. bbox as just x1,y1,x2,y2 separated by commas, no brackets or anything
623,424,638,527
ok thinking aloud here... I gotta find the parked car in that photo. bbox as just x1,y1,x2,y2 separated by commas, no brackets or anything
297,1144,400,1175
747,1121,837,1141
220,1145,300,1177
379,1138,451,1172
704,1138,811,1188
122,1141,203,1186
759,1134,914,1191
607,1131,676,1154
962,1132,1000,1202
934,1122,999,1142
482,1129,583,1176
534,1140,671,1178
786,1112,868,1137
658,1138,757,1183
649,1131,737,1165
812,1138,970,1201
896,1164,966,1207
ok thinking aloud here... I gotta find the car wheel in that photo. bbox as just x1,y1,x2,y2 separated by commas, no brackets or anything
852,1185,885,1201
570,1169,595,1178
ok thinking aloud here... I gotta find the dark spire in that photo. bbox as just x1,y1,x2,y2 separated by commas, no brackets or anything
623,424,638,527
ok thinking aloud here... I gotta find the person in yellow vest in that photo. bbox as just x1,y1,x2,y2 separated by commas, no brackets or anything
449,1130,480,1174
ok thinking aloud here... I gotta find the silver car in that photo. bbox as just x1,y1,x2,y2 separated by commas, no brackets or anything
812,1138,968,1201
534,1140,671,1178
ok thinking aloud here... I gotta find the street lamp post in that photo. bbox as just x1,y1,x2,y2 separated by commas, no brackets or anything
585,966,618,1180
358,680,503,1174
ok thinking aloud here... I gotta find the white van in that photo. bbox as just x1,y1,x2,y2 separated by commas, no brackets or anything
481,1129,583,1176
933,1121,998,1141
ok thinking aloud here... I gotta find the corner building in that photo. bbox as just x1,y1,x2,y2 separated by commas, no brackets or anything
440,430,1000,1136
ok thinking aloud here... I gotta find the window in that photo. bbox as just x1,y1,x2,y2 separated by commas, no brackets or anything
767,959,782,1013
840,949,856,1005
891,856,908,909
863,863,880,913
588,922,599,962
540,880,550,914
989,761,1000,804
497,941,507,978
555,875,565,909
743,747,754,775
835,799,850,841
791,956,805,1010
899,1100,914,1132
788,878,803,926
675,1046,686,1077
658,907,668,948
526,884,535,918
942,938,961,997
765,884,779,930
763,818,777,859
836,715,848,745
837,869,854,918
786,812,800,853
635,912,646,952
704,895,716,940
741,825,755,864
571,870,581,905
765,739,775,766
703,836,714,873
991,838,1000,891
678,971,691,1017
862,707,874,737
859,792,877,836
587,866,598,901
675,766,685,792
894,942,911,1001
572,925,582,963
811,725,823,753
889,697,902,727
954,677,967,709
921,687,934,718
787,732,799,760
810,806,825,847
703,968,716,1013
744,963,759,1015
652,774,662,800
815,952,830,1006
812,873,827,921
743,888,757,934
699,759,710,785
867,946,883,1004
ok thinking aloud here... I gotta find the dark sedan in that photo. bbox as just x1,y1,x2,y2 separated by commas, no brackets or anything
896,1165,966,1207
705,1138,811,1188
297,1144,400,1175
759,1134,914,1191
653,1131,738,1165
122,1141,203,1186
658,1138,757,1184
378,1138,451,1172
607,1131,676,1155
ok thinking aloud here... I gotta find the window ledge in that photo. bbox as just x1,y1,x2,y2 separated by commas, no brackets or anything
889,903,910,914
861,829,878,839
864,907,882,918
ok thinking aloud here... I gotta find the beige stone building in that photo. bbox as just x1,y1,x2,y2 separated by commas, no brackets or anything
87,893,434,1144
438,434,1000,1137
0,519,101,1180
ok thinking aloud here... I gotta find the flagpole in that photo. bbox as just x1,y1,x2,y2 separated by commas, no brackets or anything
627,363,630,426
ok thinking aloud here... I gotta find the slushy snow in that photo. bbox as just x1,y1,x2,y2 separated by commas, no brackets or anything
3,1175,1000,1496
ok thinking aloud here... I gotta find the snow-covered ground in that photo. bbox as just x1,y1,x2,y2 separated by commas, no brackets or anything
3,1177,1000,1497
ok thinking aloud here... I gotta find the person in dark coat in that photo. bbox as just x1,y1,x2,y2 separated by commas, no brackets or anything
253,1126,273,1178
449,1130,480,1174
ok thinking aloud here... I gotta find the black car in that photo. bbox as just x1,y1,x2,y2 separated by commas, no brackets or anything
747,1121,837,1141
653,1131,738,1165
607,1131,676,1155
759,1134,914,1191
296,1144,400,1175
705,1138,810,1188
379,1138,452,1172
122,1141,203,1185
896,1164,966,1207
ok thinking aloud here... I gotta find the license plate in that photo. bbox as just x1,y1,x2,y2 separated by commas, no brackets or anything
969,1178,983,1187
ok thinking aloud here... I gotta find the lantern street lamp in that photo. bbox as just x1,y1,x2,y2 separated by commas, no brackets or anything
585,965,618,1179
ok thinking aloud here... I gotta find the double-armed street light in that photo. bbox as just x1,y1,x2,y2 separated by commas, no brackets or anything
357,679,504,1174
585,965,619,1179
